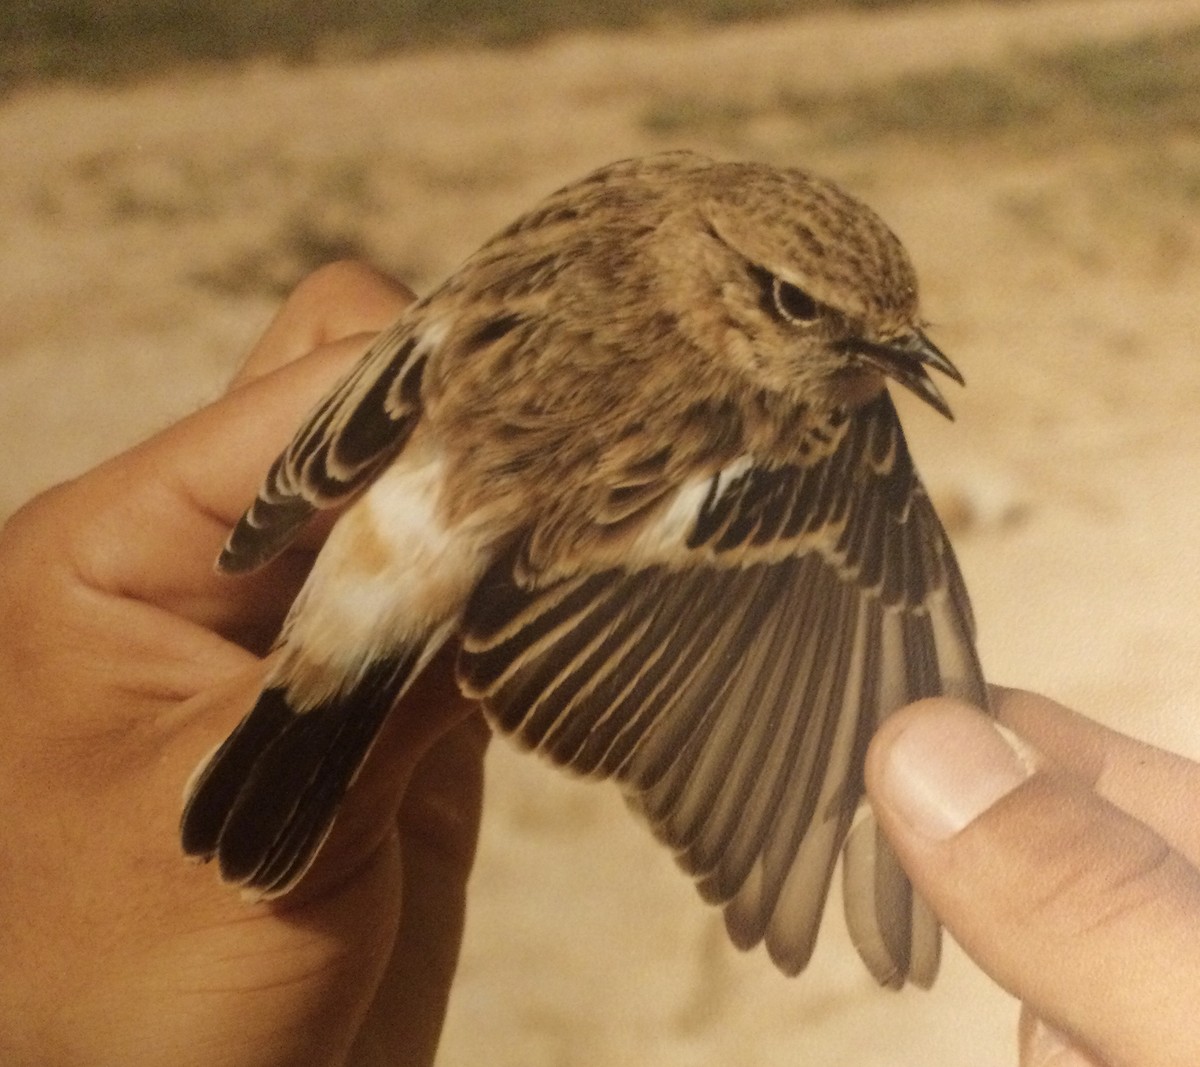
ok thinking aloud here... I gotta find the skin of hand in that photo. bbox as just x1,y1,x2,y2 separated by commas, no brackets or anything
867,687,1200,1067
0,262,486,1067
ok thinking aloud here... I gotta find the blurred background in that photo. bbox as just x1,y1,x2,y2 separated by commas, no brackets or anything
4,0,1200,1062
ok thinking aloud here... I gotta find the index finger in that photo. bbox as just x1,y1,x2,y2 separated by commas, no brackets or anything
229,261,416,388
55,265,414,643
867,700,1200,1067
993,686,1200,868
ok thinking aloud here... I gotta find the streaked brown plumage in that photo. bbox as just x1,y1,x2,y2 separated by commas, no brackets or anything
180,151,987,987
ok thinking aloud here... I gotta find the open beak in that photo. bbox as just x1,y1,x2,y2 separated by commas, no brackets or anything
853,330,964,420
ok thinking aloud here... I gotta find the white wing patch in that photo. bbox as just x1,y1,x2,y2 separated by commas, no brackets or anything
412,316,451,360
627,454,756,566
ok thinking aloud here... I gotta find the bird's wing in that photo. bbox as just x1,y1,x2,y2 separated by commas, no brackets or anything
457,390,987,985
219,318,431,573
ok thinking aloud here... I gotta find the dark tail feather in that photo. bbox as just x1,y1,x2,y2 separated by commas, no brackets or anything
180,687,298,860
180,650,422,898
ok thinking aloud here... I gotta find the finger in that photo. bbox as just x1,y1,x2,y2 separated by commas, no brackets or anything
57,339,371,641
1020,1006,1111,1067
867,699,1200,1067
349,710,489,1066
993,686,1200,867
52,268,415,643
228,261,415,388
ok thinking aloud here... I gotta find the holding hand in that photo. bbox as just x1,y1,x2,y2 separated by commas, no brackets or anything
0,263,485,1067
868,688,1200,1067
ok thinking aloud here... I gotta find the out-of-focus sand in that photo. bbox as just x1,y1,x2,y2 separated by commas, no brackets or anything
4,1,1200,1062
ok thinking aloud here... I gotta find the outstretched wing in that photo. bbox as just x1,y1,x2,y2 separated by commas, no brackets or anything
457,390,986,985
219,318,431,573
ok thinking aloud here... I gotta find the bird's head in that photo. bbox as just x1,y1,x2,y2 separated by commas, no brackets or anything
678,158,964,420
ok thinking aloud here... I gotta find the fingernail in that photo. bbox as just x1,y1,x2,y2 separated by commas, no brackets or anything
881,704,1036,840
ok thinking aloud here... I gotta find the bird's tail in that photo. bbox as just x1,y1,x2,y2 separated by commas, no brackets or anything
180,646,430,898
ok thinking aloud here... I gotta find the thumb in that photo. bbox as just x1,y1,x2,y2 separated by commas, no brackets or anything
866,699,1200,1067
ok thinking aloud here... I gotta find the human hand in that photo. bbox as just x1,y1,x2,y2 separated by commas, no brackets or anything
867,687,1200,1067
0,263,485,1067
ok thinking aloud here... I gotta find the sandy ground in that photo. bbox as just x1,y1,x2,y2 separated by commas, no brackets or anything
4,1,1200,1062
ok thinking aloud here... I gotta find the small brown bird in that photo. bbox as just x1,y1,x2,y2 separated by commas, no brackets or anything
181,151,987,987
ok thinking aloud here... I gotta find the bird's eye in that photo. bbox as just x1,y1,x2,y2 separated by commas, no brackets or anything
771,276,820,324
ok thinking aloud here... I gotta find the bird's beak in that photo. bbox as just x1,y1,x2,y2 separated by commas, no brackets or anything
852,330,964,420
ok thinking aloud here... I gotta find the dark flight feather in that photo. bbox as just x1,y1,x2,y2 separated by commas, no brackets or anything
218,321,428,574
181,650,425,895
458,391,987,984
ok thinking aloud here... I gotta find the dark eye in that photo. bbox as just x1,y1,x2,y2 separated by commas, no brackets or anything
771,276,820,324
